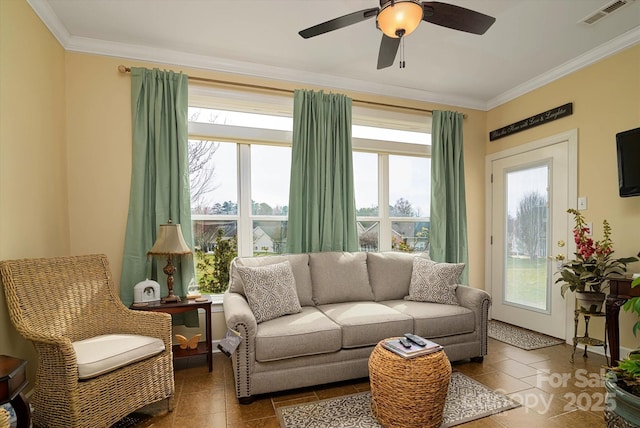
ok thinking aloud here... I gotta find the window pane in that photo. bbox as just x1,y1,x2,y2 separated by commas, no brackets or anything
192,219,237,253
504,165,549,311
353,152,378,216
189,140,237,215
192,220,238,294
353,125,431,145
189,107,292,131
253,221,287,255
392,221,430,253
389,155,430,217
251,145,291,215
358,221,379,252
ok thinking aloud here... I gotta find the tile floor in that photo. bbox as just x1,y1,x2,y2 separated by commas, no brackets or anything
136,338,609,427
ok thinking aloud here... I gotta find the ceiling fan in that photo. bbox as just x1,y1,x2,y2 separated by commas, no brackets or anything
299,0,496,70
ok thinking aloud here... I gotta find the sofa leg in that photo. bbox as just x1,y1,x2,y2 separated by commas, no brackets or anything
470,356,484,363
238,396,255,405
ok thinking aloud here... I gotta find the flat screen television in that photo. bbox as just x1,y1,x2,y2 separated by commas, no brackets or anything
616,126,640,197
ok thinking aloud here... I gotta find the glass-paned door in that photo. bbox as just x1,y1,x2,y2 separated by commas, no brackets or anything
489,132,577,339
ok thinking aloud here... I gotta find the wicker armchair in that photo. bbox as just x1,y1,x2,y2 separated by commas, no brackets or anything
0,407,9,428
0,254,175,428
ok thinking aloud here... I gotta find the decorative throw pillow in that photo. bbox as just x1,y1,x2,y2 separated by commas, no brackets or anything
405,258,465,305
236,261,302,323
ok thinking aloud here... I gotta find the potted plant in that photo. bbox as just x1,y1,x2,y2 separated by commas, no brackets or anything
555,209,637,313
605,275,640,426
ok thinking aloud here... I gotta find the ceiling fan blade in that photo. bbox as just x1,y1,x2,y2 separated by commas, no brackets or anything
377,34,400,70
422,1,496,35
299,7,379,39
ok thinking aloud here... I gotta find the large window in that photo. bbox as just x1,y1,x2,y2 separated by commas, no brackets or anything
188,99,430,294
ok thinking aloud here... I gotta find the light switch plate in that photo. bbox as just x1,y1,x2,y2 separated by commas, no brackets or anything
577,196,587,210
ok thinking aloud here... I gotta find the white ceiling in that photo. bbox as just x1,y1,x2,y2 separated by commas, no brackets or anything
29,0,640,110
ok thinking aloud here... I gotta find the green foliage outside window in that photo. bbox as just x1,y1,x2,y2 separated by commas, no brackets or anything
195,229,238,294
392,226,430,253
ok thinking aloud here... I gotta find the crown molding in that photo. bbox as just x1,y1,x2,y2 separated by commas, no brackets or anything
486,27,640,110
28,0,640,112
27,0,71,46
26,0,486,110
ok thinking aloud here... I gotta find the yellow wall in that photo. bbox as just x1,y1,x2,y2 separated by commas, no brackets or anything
1,0,639,384
0,0,69,384
487,45,640,349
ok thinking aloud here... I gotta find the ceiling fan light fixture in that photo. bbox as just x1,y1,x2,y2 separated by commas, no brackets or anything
377,0,423,38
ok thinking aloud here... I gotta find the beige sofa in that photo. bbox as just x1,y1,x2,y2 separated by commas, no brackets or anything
223,251,491,402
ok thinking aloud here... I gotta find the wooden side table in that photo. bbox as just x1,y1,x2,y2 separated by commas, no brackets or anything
0,355,31,428
131,298,213,371
606,276,639,364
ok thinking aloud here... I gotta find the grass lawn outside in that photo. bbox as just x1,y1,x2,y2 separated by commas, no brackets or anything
504,256,549,310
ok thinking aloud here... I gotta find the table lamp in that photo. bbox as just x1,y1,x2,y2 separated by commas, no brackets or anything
148,220,192,303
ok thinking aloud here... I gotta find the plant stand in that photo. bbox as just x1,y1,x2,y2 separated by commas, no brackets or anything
571,308,608,364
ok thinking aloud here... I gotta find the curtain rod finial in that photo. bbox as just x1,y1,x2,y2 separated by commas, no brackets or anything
118,65,130,73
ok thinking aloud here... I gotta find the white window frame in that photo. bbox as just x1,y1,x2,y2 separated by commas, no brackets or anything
188,87,432,257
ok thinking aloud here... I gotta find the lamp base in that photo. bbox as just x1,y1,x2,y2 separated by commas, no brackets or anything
162,294,181,303
160,255,181,303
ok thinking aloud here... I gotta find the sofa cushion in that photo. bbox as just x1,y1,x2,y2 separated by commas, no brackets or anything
405,258,464,305
237,261,302,323
229,254,313,306
310,252,374,305
383,300,475,338
318,302,413,348
73,334,165,380
367,251,430,301
255,306,342,361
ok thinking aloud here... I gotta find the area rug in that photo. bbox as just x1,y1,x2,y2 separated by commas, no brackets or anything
276,372,520,428
488,320,564,350
110,414,151,428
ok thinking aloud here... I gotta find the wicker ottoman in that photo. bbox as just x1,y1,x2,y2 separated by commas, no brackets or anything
368,340,452,428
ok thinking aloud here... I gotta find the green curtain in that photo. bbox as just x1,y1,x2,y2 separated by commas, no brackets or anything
287,90,358,253
120,67,195,314
430,110,469,284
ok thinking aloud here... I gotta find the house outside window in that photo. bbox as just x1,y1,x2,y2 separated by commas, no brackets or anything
187,90,431,295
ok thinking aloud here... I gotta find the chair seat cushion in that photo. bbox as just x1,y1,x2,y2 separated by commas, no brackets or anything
73,334,165,379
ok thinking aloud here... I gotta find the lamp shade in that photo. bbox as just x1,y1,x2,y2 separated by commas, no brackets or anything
377,0,423,38
147,222,192,256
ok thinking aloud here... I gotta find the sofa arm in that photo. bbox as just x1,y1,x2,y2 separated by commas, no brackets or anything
456,285,492,357
223,291,258,400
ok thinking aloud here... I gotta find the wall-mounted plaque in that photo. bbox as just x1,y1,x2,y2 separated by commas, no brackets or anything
490,103,573,141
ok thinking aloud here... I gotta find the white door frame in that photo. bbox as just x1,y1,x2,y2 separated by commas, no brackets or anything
485,129,578,341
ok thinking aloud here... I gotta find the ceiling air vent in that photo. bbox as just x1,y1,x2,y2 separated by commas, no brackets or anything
580,0,636,25
602,0,629,13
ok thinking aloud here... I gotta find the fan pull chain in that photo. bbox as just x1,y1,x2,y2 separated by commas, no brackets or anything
399,37,406,69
